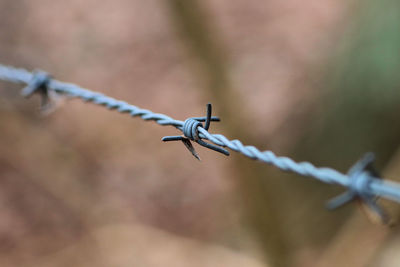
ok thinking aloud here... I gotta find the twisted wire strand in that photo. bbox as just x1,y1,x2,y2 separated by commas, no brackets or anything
2,64,400,206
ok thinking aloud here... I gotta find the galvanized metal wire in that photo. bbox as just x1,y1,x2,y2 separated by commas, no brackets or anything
1,63,400,219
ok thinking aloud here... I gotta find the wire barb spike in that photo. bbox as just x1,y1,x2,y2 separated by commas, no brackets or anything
162,103,230,160
326,153,389,223
21,70,53,111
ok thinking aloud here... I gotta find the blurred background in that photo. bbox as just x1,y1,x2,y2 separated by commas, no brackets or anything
1,0,400,266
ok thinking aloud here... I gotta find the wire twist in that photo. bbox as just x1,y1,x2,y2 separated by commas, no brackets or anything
1,63,400,222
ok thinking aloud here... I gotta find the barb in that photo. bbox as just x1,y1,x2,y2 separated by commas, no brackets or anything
326,153,390,223
21,70,53,111
162,103,230,160
1,63,400,222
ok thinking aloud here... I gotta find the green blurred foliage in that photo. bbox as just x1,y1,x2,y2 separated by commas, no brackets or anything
297,0,400,169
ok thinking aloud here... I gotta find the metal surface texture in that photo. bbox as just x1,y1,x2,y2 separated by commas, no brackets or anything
1,63,400,219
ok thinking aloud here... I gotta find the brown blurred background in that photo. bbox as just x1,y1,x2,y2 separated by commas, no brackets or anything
1,0,400,266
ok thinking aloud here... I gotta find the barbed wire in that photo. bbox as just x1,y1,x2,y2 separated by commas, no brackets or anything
1,63,400,222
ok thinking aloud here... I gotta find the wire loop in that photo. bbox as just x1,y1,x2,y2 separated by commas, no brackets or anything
182,118,202,140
